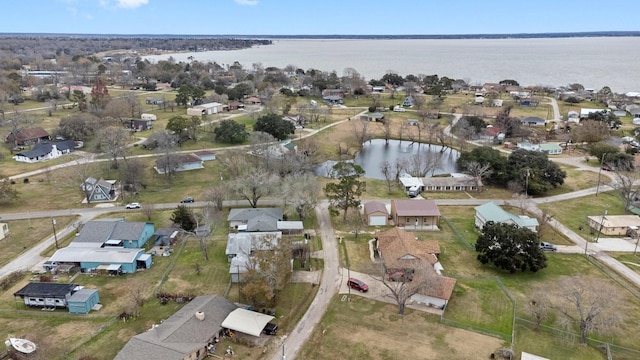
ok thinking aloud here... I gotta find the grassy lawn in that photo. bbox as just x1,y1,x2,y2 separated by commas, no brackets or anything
611,253,640,275
538,191,625,236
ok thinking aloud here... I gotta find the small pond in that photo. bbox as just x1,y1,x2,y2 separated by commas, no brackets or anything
315,139,460,179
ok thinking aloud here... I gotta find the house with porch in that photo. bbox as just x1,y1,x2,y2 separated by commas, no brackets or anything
115,295,237,360
390,199,441,229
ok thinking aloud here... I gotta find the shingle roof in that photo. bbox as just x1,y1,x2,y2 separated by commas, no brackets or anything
475,202,539,229
8,127,50,143
15,140,75,158
73,220,123,244
392,200,441,217
227,208,283,222
377,227,440,267
421,276,457,300
115,295,237,360
364,201,388,216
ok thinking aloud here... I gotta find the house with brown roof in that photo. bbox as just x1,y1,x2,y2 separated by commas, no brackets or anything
245,96,262,105
6,127,51,146
390,199,441,229
376,227,456,309
363,201,389,226
228,101,245,110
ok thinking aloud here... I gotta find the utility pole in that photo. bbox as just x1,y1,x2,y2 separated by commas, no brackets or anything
594,208,608,244
52,218,59,249
596,153,607,197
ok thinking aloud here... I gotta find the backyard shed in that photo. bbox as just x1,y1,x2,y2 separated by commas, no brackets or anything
67,288,100,314
364,201,389,226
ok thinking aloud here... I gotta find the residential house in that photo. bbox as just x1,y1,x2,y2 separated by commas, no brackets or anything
322,89,345,98
6,127,51,146
0,222,8,240
402,96,414,107
128,118,153,131
154,154,204,174
227,208,283,231
245,96,262,105
376,228,456,309
371,86,385,93
145,97,164,105
187,102,224,116
567,110,580,123
580,108,607,119
323,95,343,105
398,174,424,193
81,177,118,203
13,282,100,314
491,99,504,107
228,101,245,110
360,112,385,122
539,143,563,155
520,117,546,127
364,201,389,226
13,140,75,163
43,219,155,274
517,141,540,151
587,215,640,236
226,232,282,282
115,295,237,360
474,202,539,232
390,199,441,229
422,174,482,192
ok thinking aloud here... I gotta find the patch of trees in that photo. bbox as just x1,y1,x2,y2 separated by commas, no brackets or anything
458,147,566,196
253,113,295,141
475,222,547,273
214,119,248,144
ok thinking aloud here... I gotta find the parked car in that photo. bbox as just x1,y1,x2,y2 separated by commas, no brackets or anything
180,197,195,203
262,322,278,335
347,278,369,292
539,242,557,251
125,202,141,209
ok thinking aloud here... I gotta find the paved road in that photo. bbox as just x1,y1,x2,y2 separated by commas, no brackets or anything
269,201,341,360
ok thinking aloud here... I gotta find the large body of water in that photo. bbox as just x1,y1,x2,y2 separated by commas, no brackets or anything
145,37,640,93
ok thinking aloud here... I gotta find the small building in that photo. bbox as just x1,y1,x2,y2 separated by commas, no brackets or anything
46,247,151,274
390,199,441,229
193,150,216,161
245,96,262,105
402,96,414,107
228,101,245,110
276,221,304,234
129,118,153,131
474,202,539,232
140,113,157,121
539,143,563,155
154,154,204,174
0,222,9,240
361,112,385,122
364,201,389,226
67,288,100,314
587,215,640,236
187,102,224,116
398,175,425,193
520,117,546,127
145,97,164,105
13,140,75,163
221,308,274,337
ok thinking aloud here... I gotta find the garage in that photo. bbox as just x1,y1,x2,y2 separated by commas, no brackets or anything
364,201,389,226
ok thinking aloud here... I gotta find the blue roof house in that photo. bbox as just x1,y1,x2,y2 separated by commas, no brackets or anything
68,288,100,314
72,219,155,249
474,202,539,233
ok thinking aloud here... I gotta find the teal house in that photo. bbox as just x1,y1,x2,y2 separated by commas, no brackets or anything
474,202,539,233
68,288,100,314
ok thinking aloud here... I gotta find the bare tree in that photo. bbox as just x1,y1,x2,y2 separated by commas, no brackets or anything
345,209,364,238
281,172,318,221
205,184,227,211
381,118,392,145
97,125,130,169
141,204,155,221
393,158,407,182
193,206,223,261
230,168,279,208
154,132,181,181
551,276,622,344
463,161,492,192
528,285,550,332
380,160,395,193
352,118,369,146
611,170,640,213
375,260,438,315
406,153,442,177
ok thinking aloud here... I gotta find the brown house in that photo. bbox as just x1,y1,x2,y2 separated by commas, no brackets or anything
390,199,441,229
376,227,440,280
6,127,51,146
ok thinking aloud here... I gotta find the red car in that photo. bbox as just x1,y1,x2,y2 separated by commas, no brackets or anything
347,278,369,292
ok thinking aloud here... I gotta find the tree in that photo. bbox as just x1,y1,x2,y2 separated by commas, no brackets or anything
380,160,395,193
457,146,507,185
89,77,109,111
230,169,278,208
611,170,640,213
0,177,19,203
506,149,566,196
166,116,190,139
376,259,438,315
170,205,196,232
551,277,622,344
528,285,550,333
175,83,192,106
587,142,620,162
97,126,130,169
214,119,247,144
281,172,318,221
253,113,295,140
475,222,547,273
324,162,366,221
463,161,492,192
205,184,227,211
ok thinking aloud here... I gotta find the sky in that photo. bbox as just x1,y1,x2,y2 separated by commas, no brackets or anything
2,0,639,36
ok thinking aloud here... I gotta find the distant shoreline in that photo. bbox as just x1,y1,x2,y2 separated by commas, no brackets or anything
0,31,639,40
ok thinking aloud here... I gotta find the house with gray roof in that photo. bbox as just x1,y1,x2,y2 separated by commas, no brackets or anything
474,202,539,232
72,219,155,249
115,295,237,360
13,140,75,163
227,208,283,230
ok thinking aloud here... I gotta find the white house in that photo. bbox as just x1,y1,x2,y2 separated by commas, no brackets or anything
13,141,75,163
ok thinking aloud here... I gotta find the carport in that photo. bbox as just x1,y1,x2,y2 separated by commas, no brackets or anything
221,308,274,337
